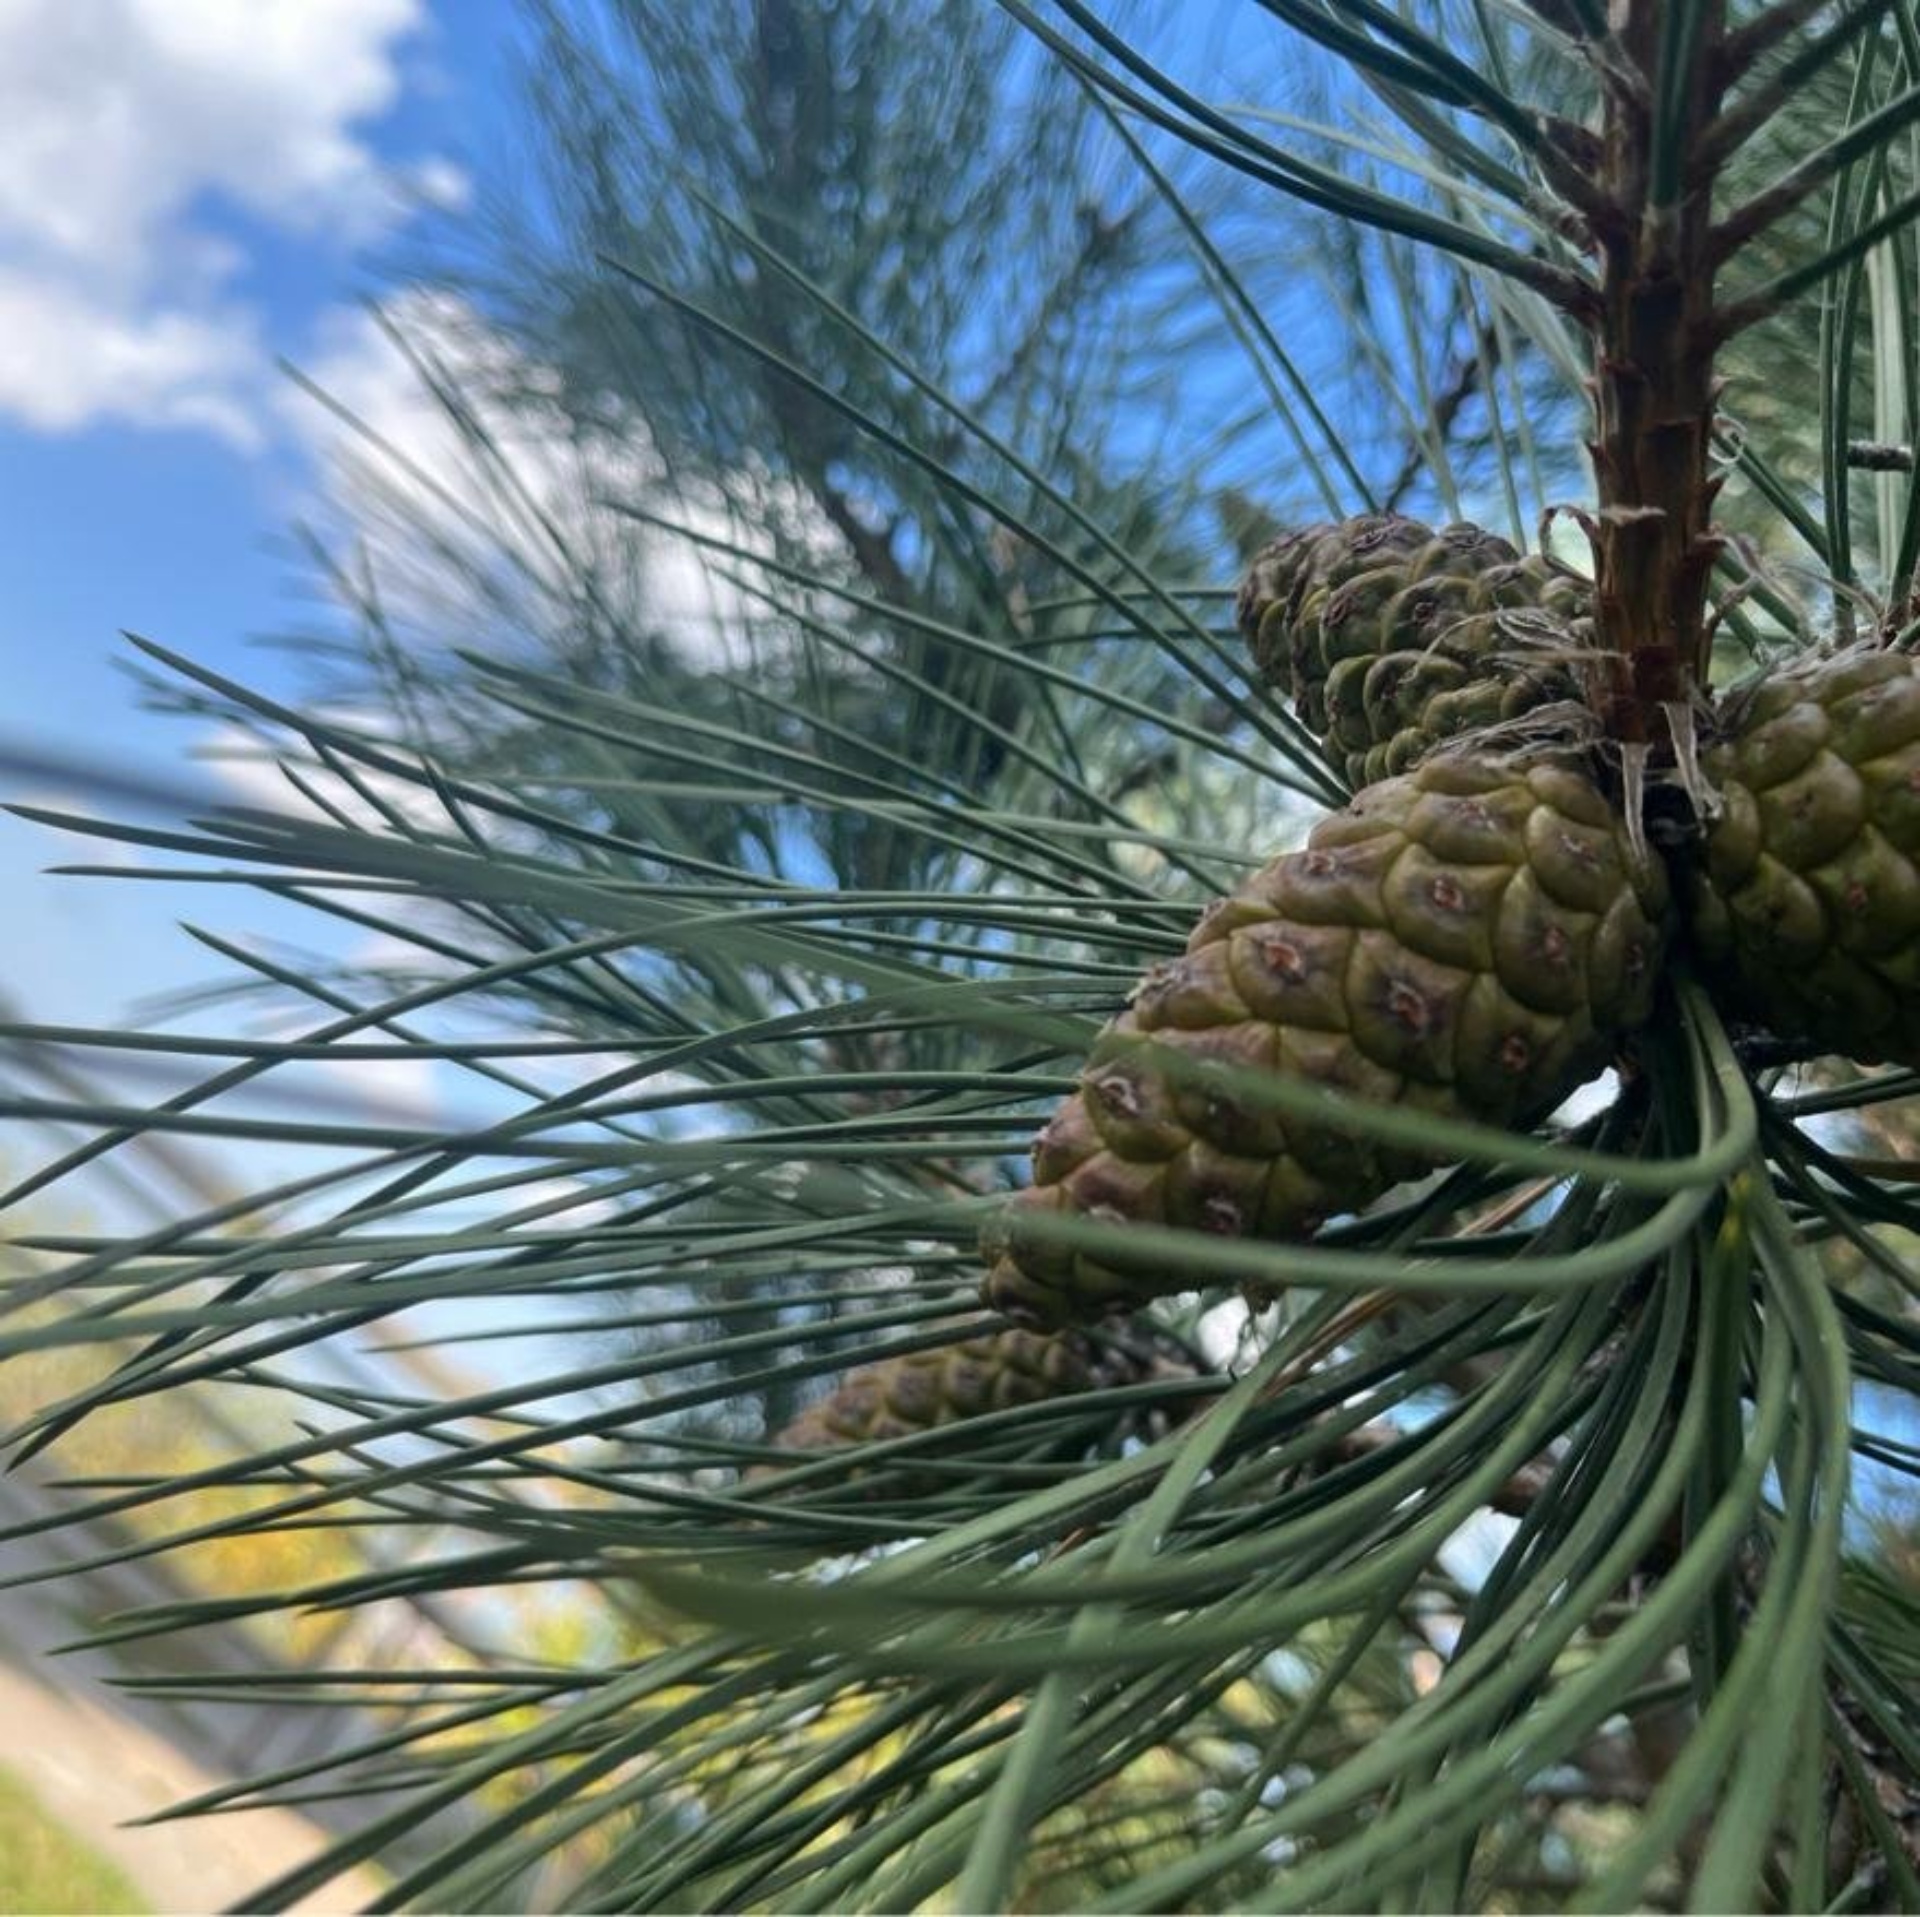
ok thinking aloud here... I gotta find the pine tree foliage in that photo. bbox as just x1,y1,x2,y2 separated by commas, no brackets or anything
5,2,1920,1911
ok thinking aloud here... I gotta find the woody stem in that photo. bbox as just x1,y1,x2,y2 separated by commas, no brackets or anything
1587,0,1732,746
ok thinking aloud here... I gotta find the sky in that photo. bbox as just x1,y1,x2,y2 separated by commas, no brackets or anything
0,0,637,1400
1,0,527,1040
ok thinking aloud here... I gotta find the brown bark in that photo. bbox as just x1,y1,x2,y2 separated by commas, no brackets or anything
1586,2,1733,745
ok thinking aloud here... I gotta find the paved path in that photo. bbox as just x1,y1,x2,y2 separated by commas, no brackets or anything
0,1653,382,1913
0,1468,403,1911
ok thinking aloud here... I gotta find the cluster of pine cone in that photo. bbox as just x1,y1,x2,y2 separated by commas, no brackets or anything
768,512,1920,1463
982,512,1920,1328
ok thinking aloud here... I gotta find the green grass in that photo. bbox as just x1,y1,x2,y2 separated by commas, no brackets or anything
0,1766,146,1916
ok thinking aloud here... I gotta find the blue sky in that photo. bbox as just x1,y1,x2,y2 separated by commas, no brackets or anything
2,1,526,1039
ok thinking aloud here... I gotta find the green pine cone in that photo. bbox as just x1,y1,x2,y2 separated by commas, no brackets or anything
1236,514,1591,784
765,1326,1172,1491
983,753,1670,1327
1690,646,1920,1065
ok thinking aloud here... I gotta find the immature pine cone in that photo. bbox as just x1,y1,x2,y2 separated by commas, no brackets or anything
765,1325,1167,1493
983,753,1669,1328
1237,513,1591,785
1691,646,1920,1066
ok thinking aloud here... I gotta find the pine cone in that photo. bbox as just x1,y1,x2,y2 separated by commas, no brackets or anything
764,1325,1180,1493
983,753,1670,1327
1690,646,1920,1066
1237,514,1591,784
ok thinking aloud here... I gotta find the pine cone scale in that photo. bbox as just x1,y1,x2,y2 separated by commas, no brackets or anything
1692,647,1920,1065
983,755,1669,1327
763,1324,1193,1499
1237,513,1591,784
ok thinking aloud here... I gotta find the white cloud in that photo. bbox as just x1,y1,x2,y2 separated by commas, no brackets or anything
288,290,601,516
0,269,265,445
0,0,450,445
282,289,824,668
